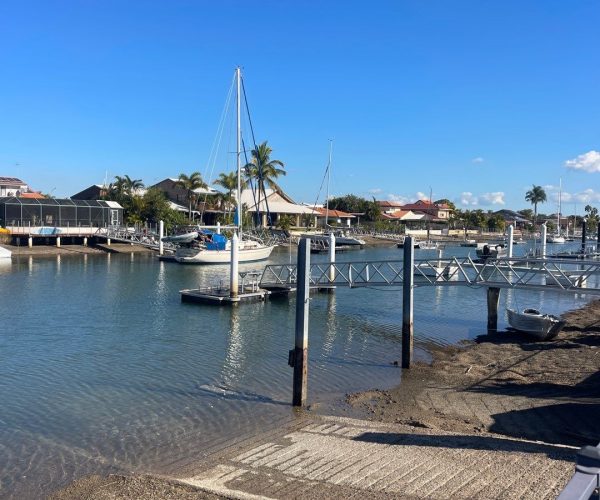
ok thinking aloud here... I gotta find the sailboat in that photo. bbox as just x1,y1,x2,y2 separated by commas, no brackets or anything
305,141,365,249
547,179,565,244
166,68,275,264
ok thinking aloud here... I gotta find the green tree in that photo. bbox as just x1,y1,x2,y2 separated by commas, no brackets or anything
434,198,456,211
176,172,207,221
525,185,547,228
585,204,599,233
244,141,286,193
517,209,534,221
213,171,247,222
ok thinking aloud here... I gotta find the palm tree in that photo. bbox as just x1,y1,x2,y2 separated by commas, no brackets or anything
213,171,246,216
525,185,547,228
114,175,144,197
244,141,286,194
176,172,207,221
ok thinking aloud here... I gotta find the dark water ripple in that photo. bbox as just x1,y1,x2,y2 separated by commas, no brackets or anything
0,242,593,498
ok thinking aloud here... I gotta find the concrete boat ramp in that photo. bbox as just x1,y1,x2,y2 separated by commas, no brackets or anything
170,414,575,499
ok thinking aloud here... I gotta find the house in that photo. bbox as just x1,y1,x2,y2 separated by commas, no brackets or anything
314,207,356,227
399,200,451,221
150,178,218,206
240,188,319,227
380,210,426,223
377,200,405,216
72,184,108,200
493,209,530,229
0,177,30,197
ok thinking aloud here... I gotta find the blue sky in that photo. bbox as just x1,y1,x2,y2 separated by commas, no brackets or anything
1,0,599,213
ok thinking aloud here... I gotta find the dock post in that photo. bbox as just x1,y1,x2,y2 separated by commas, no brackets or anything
56,236,61,248
582,221,587,253
507,224,514,258
541,223,547,258
292,237,310,407
83,237,88,247
28,236,33,248
217,222,221,235
158,220,164,256
487,287,500,333
230,233,239,299
402,236,414,369
328,232,336,287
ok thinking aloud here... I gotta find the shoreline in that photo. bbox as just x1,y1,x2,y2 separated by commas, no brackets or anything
347,298,600,447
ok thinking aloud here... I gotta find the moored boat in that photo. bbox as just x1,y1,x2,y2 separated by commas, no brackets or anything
475,242,507,260
506,308,566,340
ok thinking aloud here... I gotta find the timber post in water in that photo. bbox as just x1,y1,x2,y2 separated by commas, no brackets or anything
487,287,500,333
402,237,414,368
582,221,587,253
292,237,310,406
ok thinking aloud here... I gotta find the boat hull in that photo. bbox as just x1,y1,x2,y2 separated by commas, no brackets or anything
506,308,566,340
175,244,275,264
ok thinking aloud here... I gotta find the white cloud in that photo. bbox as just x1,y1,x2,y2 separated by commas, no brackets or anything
416,191,428,201
368,188,383,194
459,192,478,206
387,193,409,204
472,157,484,163
565,150,600,173
479,192,505,205
458,191,505,206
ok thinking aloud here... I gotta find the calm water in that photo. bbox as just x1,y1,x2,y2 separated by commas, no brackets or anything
0,241,593,498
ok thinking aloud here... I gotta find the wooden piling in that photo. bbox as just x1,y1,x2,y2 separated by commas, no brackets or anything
293,238,311,407
487,287,500,333
582,220,587,253
402,237,414,369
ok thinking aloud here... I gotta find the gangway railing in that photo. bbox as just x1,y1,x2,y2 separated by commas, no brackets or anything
260,256,600,295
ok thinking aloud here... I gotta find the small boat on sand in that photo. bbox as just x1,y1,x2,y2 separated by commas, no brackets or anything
506,308,566,340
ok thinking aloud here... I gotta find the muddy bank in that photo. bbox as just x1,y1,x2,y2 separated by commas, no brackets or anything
348,299,600,447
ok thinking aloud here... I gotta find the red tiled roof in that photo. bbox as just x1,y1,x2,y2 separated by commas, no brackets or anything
19,192,46,199
377,200,404,208
315,207,355,218
381,210,410,219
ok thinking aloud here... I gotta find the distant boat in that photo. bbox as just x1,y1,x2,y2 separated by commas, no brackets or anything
506,308,566,340
475,242,507,260
305,230,365,247
161,231,199,244
546,234,566,244
460,239,477,247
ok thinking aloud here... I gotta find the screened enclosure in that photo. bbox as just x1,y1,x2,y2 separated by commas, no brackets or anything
0,198,123,228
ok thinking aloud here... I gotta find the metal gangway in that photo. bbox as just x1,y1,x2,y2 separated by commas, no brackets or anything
99,226,176,251
260,255,600,295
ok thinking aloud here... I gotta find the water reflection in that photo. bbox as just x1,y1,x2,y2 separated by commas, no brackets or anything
322,292,337,357
222,307,244,388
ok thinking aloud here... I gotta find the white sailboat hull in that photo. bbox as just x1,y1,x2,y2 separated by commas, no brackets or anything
546,235,565,244
506,308,566,340
0,246,12,259
175,243,275,264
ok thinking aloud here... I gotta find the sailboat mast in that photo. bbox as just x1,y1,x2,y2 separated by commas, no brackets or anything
325,140,332,227
557,178,562,235
236,67,242,235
